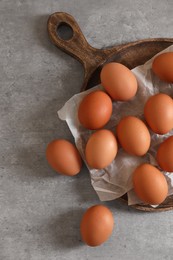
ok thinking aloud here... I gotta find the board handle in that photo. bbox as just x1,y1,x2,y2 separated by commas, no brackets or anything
47,12,107,68
47,12,118,89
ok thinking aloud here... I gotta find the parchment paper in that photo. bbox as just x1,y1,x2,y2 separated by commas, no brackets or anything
58,45,173,207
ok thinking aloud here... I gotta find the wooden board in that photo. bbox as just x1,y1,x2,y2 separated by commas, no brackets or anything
47,12,173,212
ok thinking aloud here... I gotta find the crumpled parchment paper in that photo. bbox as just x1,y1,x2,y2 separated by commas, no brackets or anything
58,45,173,207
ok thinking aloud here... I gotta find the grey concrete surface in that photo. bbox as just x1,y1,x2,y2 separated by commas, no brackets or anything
0,0,173,259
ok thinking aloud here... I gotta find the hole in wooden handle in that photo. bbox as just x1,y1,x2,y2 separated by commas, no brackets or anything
56,22,74,41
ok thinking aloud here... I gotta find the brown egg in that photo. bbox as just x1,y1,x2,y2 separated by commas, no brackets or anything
133,163,168,205
80,205,114,247
46,139,82,176
85,129,118,169
100,62,138,101
152,52,173,83
116,116,150,156
144,93,173,134
78,90,112,130
157,136,173,172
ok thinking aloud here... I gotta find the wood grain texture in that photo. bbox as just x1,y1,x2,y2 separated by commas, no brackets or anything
47,12,173,212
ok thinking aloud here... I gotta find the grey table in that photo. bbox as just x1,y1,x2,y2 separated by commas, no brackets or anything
1,1,173,259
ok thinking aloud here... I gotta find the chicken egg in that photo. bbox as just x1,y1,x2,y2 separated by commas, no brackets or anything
133,163,168,205
157,136,173,172
152,52,173,83
80,205,114,247
144,93,173,134
100,62,138,101
85,129,118,169
116,116,150,156
78,90,112,130
46,139,82,176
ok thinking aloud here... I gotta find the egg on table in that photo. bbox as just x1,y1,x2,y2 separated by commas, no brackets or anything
100,62,138,101
46,139,82,176
80,205,114,247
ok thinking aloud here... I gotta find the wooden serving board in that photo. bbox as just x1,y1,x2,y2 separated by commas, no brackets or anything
47,12,173,212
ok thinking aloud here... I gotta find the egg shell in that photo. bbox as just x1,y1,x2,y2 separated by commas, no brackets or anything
133,163,168,205
85,129,118,169
116,116,150,156
152,52,173,83
80,205,114,247
46,139,82,176
144,93,173,134
100,62,138,101
157,136,173,172
78,90,112,130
